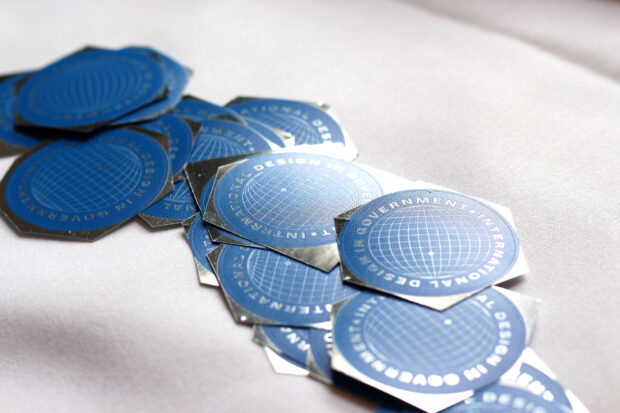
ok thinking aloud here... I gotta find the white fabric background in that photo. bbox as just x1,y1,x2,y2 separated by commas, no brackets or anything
0,0,618,411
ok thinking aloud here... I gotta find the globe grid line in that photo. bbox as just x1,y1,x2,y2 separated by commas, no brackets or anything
31,143,142,213
239,164,369,231
420,207,434,276
27,52,156,121
366,206,496,280
433,211,445,275
245,248,350,304
242,170,292,227
361,298,497,375
190,136,244,162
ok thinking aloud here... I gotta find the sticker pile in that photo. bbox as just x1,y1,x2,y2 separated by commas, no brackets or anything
0,47,588,413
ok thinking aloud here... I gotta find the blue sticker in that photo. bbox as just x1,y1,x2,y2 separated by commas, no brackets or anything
309,328,332,379
245,118,286,148
188,119,271,163
139,114,194,176
216,245,357,326
227,98,345,145
173,98,244,123
15,49,166,130
443,384,565,413
112,47,190,124
516,364,572,410
188,213,218,272
333,289,526,394
4,128,169,231
338,190,519,297
213,152,383,248
0,74,42,148
141,178,198,222
262,326,310,368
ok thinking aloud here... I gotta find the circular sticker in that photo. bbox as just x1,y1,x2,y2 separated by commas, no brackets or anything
309,328,332,378
4,128,169,232
187,119,271,163
262,326,310,368
140,114,194,176
213,152,383,248
173,98,244,123
0,74,42,148
140,178,198,222
113,47,190,124
187,214,218,272
333,289,526,394
227,98,345,145
245,118,286,148
443,384,565,413
338,189,519,297
216,245,357,326
15,49,166,129
516,363,572,410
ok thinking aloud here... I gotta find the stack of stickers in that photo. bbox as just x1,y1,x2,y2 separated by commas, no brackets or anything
0,46,194,238
191,153,588,412
180,126,588,410
0,48,588,413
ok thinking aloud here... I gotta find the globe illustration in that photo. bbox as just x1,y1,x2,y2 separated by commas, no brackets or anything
363,298,496,375
368,205,494,279
246,248,350,304
31,143,142,213
29,53,156,119
241,163,370,231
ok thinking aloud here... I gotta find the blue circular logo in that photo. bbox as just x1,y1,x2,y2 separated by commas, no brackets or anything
5,128,169,231
141,178,198,222
262,325,310,368
333,289,526,394
188,214,218,272
15,49,166,129
188,119,271,163
213,152,383,248
0,74,41,148
227,98,345,145
443,384,565,413
139,114,194,176
338,190,519,297
216,245,357,326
